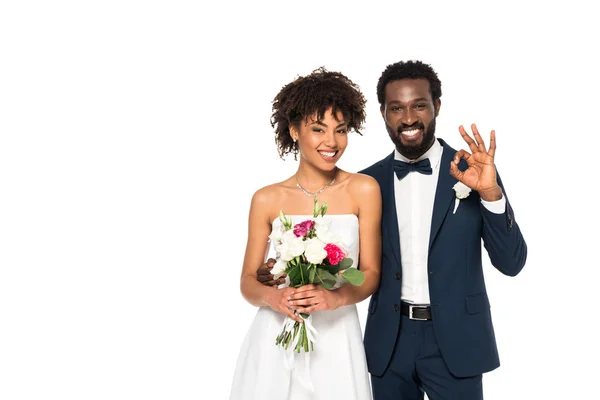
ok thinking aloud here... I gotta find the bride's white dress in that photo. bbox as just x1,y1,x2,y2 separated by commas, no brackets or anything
230,214,372,400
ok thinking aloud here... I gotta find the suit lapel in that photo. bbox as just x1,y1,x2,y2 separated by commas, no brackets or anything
380,152,401,267
429,139,460,250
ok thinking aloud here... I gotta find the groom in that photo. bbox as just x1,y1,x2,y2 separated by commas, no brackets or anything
259,60,527,399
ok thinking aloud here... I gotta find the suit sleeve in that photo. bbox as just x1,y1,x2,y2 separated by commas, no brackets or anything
480,171,527,277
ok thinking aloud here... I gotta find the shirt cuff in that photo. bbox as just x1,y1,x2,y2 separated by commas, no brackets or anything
480,193,506,214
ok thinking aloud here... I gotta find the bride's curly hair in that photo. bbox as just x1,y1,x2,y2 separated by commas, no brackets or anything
271,67,367,159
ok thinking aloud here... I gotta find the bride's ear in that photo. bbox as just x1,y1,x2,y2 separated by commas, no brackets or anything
289,125,298,142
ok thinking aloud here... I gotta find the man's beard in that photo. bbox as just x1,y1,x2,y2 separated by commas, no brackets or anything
386,119,436,159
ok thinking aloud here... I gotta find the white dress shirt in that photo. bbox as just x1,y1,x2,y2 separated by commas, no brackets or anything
394,140,506,304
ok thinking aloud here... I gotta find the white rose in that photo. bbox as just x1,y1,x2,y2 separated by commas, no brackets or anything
276,231,305,262
268,223,286,243
281,229,296,242
304,238,327,264
270,258,287,278
288,238,306,258
317,229,344,246
453,182,472,199
313,216,331,233
314,217,343,245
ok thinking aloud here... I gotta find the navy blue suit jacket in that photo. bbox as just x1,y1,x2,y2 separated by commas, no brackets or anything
360,138,527,378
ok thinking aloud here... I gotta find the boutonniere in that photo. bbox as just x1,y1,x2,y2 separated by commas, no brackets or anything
453,182,471,214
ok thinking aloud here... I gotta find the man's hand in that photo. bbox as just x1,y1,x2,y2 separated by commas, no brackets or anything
450,124,503,201
257,258,287,287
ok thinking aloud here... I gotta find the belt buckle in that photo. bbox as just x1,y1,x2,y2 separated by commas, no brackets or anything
409,304,428,321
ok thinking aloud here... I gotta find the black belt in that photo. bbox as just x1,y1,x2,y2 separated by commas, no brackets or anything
401,302,432,320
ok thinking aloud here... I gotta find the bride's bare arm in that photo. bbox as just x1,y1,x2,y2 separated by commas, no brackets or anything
239,187,302,322
334,174,382,307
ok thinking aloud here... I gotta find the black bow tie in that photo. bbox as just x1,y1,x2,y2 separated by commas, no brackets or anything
393,158,433,180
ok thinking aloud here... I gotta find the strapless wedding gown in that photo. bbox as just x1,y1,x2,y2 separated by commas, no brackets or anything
229,214,372,400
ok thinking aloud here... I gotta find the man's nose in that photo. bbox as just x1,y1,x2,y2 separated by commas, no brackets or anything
401,109,416,126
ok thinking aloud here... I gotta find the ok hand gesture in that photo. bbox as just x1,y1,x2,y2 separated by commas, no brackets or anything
450,124,502,201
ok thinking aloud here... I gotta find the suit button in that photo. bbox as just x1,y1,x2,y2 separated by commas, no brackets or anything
393,304,399,312
395,273,400,280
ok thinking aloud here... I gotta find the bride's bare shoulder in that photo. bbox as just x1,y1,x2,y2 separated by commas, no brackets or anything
250,178,295,214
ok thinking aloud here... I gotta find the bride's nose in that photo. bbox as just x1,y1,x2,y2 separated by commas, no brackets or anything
322,130,338,148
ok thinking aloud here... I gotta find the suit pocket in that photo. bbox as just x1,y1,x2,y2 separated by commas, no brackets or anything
465,292,490,314
368,292,379,314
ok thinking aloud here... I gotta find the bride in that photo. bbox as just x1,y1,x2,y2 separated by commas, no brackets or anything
229,67,382,400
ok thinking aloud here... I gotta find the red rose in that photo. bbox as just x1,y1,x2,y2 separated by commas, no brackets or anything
293,220,315,237
324,243,345,265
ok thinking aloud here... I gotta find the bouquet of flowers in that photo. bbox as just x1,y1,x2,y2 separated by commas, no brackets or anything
269,197,364,354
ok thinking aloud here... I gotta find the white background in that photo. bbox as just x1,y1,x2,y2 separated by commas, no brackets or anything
1,1,599,399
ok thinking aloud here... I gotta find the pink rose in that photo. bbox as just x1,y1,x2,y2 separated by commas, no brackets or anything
324,243,346,265
293,220,315,237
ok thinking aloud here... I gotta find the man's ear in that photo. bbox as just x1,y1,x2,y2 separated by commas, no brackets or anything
434,99,441,117
380,105,385,118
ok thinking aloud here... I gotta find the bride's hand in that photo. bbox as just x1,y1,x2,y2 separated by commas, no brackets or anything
265,287,303,322
288,284,342,313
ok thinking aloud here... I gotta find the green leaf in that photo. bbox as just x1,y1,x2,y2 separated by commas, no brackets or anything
341,268,365,286
337,258,353,270
314,268,337,289
287,265,302,286
308,266,316,283
326,257,352,275
288,263,312,287
301,263,312,285
325,264,341,275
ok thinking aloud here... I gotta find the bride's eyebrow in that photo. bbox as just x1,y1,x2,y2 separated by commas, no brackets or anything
309,121,347,128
